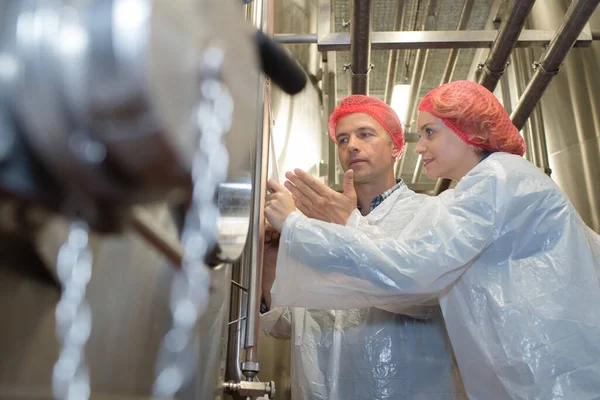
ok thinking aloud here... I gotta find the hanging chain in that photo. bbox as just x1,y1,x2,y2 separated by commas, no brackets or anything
52,219,94,400
152,46,233,398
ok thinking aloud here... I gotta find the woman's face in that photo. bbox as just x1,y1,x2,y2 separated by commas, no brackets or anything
415,111,482,181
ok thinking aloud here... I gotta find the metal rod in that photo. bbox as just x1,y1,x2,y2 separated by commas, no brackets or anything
317,29,592,51
243,0,271,368
478,0,536,91
440,0,474,84
225,254,248,382
350,0,374,94
432,0,474,192
231,279,248,292
512,50,537,165
384,0,405,104
405,0,436,131
274,33,318,43
229,316,248,326
324,52,338,186
129,207,183,267
406,0,437,184
511,0,600,130
520,47,551,175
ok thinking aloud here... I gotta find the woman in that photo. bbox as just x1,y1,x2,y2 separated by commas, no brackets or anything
265,80,600,399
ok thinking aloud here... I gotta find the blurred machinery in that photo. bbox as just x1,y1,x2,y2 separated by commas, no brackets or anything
0,0,305,399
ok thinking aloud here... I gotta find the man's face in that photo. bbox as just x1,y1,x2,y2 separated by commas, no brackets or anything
336,113,400,184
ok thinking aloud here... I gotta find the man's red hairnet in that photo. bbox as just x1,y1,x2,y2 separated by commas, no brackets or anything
328,95,405,155
418,80,526,156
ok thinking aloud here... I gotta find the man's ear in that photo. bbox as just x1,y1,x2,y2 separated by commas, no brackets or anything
391,141,401,159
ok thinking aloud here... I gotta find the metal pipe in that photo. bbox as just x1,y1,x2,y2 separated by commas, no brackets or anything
431,0,474,192
225,256,248,382
440,0,474,84
520,47,551,175
511,0,600,130
350,0,374,94
323,52,338,186
242,0,270,375
130,207,183,267
274,33,318,44
384,0,405,104
478,0,536,91
406,0,437,184
404,0,436,131
512,50,537,165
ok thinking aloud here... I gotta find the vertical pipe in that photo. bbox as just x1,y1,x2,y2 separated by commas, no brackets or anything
440,0,474,84
243,0,271,373
324,52,338,186
405,0,436,184
512,50,537,165
431,0,474,193
350,0,374,94
384,0,406,104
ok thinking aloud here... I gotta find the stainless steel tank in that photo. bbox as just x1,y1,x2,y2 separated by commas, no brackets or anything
0,0,261,398
527,1,600,233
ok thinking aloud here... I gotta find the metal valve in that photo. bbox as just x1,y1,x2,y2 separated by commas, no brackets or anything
223,380,276,399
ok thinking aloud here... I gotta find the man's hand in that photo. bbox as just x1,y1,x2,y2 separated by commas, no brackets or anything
265,179,296,232
284,169,357,225
262,223,280,310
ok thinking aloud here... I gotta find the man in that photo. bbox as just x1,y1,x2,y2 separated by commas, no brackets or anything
261,95,466,400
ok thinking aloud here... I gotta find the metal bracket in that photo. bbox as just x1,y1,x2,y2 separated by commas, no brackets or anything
532,61,561,76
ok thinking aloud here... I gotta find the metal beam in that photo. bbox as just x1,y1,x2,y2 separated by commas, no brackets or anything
312,29,593,51
349,0,374,94
511,0,600,130
275,33,318,44
478,0,536,91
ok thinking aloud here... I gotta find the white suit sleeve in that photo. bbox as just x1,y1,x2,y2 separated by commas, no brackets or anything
346,209,440,318
260,306,293,339
271,163,507,310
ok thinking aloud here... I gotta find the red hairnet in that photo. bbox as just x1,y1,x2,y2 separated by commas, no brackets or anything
418,80,526,156
328,95,405,155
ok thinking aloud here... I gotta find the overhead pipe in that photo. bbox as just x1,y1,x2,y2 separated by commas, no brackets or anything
349,0,374,94
384,0,406,104
434,0,536,194
511,0,600,130
477,0,536,91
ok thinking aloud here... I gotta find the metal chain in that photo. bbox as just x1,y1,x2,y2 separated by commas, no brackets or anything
52,219,94,400
152,46,233,398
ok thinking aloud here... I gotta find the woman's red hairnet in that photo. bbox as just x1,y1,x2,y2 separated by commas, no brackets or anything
328,95,405,155
418,80,526,156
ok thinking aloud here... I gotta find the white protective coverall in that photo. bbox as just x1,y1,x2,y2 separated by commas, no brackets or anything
271,152,600,400
261,184,467,400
